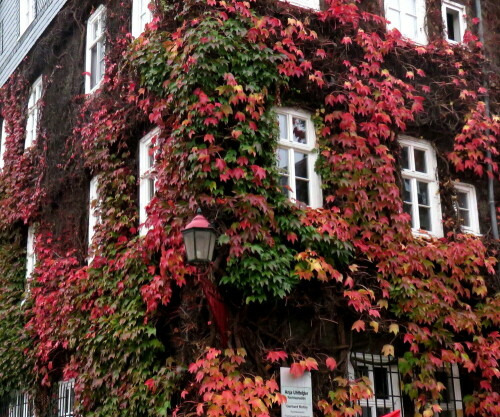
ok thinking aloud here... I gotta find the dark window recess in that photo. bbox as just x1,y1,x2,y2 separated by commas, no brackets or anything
446,11,455,40
374,367,389,399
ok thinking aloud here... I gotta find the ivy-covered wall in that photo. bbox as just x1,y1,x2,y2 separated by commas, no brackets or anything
0,0,498,417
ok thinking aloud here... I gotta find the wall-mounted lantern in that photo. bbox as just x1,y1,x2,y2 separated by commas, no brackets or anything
182,210,216,264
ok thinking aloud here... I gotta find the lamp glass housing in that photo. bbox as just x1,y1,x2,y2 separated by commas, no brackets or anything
182,227,216,264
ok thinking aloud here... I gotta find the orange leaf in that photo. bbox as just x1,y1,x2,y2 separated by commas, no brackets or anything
326,357,337,371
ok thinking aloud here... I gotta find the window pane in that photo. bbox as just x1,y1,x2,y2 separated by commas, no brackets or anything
279,175,289,197
446,11,456,40
414,149,427,172
98,43,105,80
278,114,287,140
91,45,98,88
373,367,389,399
419,206,431,231
403,203,413,224
278,148,288,173
355,366,369,378
386,9,401,30
401,0,416,14
292,117,307,144
295,179,309,205
417,181,428,205
401,14,417,39
459,209,470,228
457,191,468,209
148,178,155,202
436,371,450,402
361,407,372,417
401,146,410,169
403,178,412,202
294,152,308,179
148,145,154,168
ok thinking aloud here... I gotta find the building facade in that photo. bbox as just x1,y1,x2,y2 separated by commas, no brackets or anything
0,1,498,417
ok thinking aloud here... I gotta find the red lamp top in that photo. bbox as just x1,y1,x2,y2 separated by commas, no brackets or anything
183,213,212,230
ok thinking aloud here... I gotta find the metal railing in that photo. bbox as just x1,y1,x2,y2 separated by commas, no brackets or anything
350,352,404,417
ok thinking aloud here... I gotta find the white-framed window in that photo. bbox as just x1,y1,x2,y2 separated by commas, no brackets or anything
385,0,427,44
85,5,106,93
435,365,464,417
19,0,36,36
88,176,99,249
25,76,43,149
139,128,159,234
57,379,75,417
0,118,7,168
454,183,480,235
349,353,403,417
131,0,153,37
26,226,35,281
281,0,320,10
400,136,443,236
276,108,322,208
442,0,466,43
8,391,34,417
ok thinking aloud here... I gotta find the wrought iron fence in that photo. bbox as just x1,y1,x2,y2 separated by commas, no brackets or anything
350,352,466,417
0,380,74,417
350,352,404,417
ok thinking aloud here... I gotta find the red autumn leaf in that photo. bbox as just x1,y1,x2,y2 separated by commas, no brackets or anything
204,134,215,143
290,362,305,378
215,158,226,171
326,357,337,371
235,111,246,122
232,130,243,139
251,165,266,180
144,378,155,391
351,320,365,332
303,357,318,371
229,167,245,180
266,350,288,363
316,48,326,58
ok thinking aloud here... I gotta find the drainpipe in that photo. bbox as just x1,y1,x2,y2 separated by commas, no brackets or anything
473,0,499,240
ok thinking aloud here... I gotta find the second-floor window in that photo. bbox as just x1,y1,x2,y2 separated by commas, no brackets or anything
19,0,36,36
385,0,426,44
85,5,106,93
442,0,466,43
131,0,153,37
454,183,480,234
25,76,43,149
139,129,158,234
400,137,443,236
276,108,322,208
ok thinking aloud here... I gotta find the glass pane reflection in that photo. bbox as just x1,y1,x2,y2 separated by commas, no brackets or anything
294,152,308,178
292,117,307,144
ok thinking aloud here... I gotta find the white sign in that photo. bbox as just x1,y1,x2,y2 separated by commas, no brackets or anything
280,367,313,417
